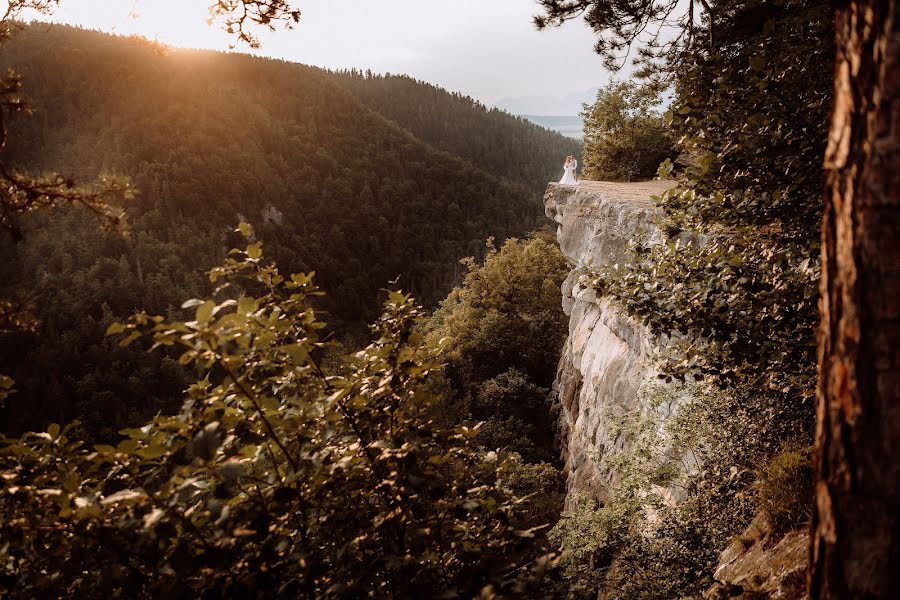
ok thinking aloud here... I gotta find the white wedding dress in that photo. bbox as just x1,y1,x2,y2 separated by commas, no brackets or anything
559,159,578,185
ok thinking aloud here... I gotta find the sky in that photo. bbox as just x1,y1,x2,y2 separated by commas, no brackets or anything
20,0,617,115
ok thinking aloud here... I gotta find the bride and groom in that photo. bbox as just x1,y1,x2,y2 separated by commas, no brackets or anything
559,155,578,185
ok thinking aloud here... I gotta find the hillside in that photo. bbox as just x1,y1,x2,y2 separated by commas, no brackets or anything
331,71,582,193
0,24,569,437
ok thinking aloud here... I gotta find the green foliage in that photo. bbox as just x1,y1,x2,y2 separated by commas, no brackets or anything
549,380,806,598
0,0,306,240
474,415,540,464
583,233,819,396
472,369,549,462
474,369,547,422
428,235,569,392
0,23,567,438
548,495,635,596
580,81,675,181
0,230,557,597
498,453,567,534
667,0,831,236
426,234,570,461
553,5,830,592
583,0,831,397
577,3,830,478
751,443,812,534
419,234,570,568
335,71,583,195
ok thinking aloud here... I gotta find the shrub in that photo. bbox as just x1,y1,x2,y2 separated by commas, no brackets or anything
580,81,675,182
0,227,558,598
547,381,812,599
752,443,812,534
426,234,569,462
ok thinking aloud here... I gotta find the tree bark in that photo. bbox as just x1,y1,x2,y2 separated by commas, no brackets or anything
811,1,900,598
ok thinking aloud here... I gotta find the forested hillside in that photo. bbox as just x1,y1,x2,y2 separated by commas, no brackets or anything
0,24,571,437
332,71,582,194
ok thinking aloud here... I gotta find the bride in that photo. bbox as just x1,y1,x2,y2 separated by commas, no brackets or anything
559,155,578,185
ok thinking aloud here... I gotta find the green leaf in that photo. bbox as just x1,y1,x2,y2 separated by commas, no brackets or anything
260,396,280,411
196,300,215,324
237,296,257,315
246,242,262,260
237,221,252,237
136,444,168,459
47,423,60,439
279,343,308,364
119,331,141,347
105,322,126,336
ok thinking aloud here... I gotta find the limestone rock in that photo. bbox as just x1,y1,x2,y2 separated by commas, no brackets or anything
544,181,689,505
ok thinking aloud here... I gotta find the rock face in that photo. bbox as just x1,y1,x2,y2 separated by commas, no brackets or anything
705,515,808,599
546,181,809,594
544,181,678,504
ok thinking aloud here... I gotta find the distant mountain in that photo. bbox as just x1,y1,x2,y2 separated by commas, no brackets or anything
521,115,584,140
0,24,577,437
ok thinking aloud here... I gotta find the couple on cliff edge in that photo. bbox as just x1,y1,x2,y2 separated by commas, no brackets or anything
559,155,578,185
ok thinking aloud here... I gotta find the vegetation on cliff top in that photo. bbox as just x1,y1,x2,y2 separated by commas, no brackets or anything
579,80,675,182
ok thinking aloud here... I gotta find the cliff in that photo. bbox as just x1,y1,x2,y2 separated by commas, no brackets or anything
545,181,808,597
544,180,679,503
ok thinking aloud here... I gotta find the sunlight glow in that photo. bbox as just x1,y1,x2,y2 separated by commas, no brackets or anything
17,0,613,110
22,0,236,50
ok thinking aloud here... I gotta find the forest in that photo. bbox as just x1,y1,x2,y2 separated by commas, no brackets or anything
0,23,580,438
1,0,898,598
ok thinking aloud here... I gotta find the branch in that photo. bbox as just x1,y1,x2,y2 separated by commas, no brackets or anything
218,356,300,474
696,0,716,46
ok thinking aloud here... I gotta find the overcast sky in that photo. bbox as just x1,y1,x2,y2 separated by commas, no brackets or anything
22,0,617,115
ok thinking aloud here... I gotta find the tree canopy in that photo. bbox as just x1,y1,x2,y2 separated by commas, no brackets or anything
0,231,561,597
579,80,674,181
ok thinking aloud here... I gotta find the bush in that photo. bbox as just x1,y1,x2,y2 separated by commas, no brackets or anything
0,229,558,598
580,81,675,181
752,443,812,534
547,380,813,599
426,234,569,462
475,415,539,461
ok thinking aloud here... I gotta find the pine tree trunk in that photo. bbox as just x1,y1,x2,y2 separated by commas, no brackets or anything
810,1,900,597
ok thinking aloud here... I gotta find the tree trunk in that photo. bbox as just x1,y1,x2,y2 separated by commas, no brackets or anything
811,1,900,598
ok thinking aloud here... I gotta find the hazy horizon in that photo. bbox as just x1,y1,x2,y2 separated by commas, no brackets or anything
21,0,615,116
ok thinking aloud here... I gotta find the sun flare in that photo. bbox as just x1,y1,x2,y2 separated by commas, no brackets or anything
25,0,239,51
